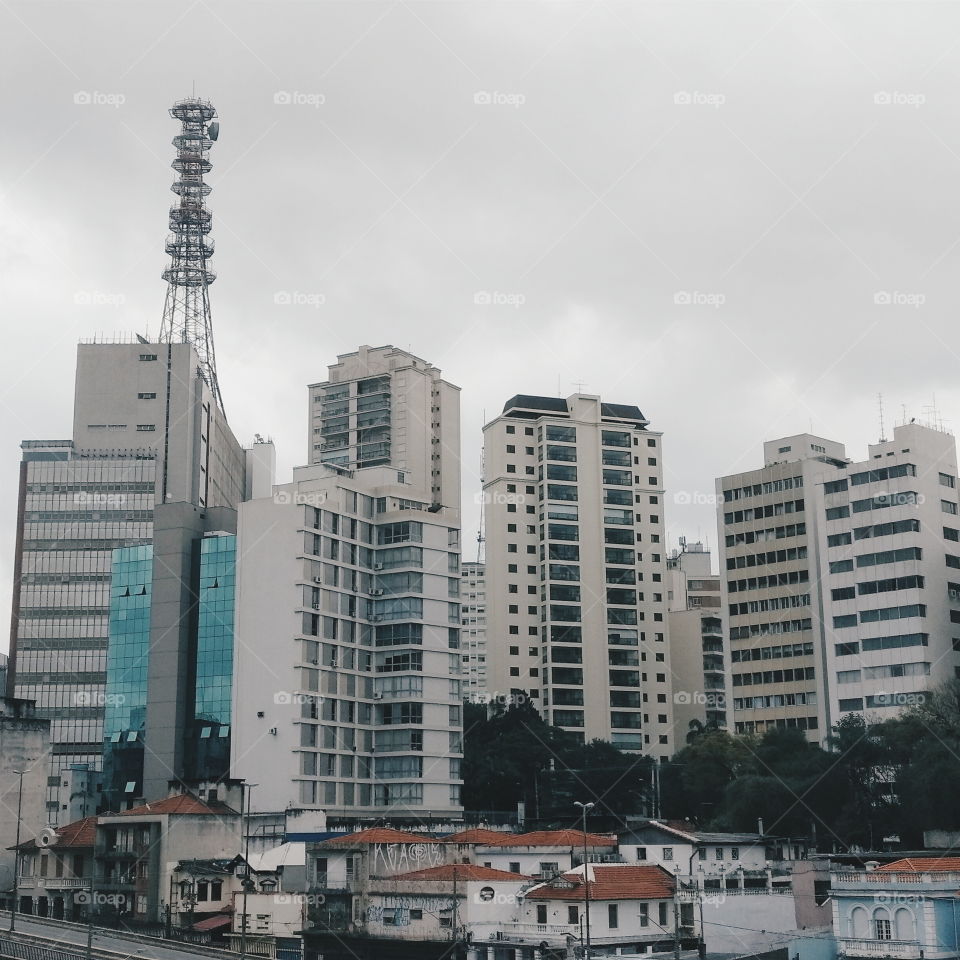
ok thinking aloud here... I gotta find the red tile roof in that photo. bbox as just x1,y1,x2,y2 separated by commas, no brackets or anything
319,828,438,847
192,913,234,932
113,793,237,817
15,816,97,851
482,829,617,848
877,858,960,873
525,864,675,902
442,828,511,844
391,864,534,882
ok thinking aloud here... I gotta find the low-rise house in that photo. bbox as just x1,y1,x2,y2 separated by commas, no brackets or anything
12,816,96,921
474,830,620,878
832,857,960,960
95,790,242,927
618,819,806,876
496,863,695,958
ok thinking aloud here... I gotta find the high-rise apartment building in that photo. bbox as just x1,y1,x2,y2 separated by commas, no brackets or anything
460,562,487,701
483,394,673,757
666,540,728,738
231,347,464,822
718,423,960,740
717,434,847,740
308,344,460,516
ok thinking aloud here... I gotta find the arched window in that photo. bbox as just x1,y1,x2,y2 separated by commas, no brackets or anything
851,906,869,938
895,907,915,941
873,906,892,941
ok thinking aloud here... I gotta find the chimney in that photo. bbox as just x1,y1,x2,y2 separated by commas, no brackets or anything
757,817,764,835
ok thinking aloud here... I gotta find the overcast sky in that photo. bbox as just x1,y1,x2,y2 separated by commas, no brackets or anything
4,1,960,654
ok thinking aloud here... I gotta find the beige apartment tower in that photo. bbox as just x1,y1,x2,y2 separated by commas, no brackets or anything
483,394,674,758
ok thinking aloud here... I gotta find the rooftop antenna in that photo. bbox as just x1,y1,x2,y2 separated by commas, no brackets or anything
878,393,887,442
158,97,225,415
572,380,587,393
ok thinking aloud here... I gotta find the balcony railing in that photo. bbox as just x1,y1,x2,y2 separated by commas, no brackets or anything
838,939,923,958
833,871,960,887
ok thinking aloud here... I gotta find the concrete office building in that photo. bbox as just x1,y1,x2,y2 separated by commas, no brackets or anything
308,344,460,517
818,422,960,723
6,341,251,820
460,561,488,701
483,394,673,756
719,422,960,739
666,541,728,738
717,434,848,740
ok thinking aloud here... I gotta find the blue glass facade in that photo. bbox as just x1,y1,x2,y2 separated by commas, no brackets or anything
102,545,152,810
186,534,236,779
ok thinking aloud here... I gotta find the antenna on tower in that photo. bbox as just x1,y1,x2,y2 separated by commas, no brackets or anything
158,98,225,414
878,392,887,442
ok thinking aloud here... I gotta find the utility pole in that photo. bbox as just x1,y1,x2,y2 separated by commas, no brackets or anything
673,870,681,960
574,800,594,960
239,783,256,960
451,864,459,958
8,771,24,933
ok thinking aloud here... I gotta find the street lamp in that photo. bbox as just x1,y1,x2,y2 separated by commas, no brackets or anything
8,770,26,933
573,801,595,960
239,783,257,960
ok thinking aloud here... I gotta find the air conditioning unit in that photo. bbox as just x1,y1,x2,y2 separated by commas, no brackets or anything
313,576,323,583
309,658,319,665
312,602,320,609
372,692,383,700
371,615,382,623
373,563,383,571
370,589,384,596
329,660,338,669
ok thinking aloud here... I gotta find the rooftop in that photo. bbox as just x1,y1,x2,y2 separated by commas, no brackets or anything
391,864,533,883
877,857,960,873
15,816,97,851
481,829,618,848
319,827,437,847
525,864,675,902
108,793,237,818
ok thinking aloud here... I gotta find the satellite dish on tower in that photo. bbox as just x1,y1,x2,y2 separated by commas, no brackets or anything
37,827,61,848
207,121,219,141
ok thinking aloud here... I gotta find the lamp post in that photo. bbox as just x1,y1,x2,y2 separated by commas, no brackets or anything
8,770,25,933
574,800,595,960
239,783,257,960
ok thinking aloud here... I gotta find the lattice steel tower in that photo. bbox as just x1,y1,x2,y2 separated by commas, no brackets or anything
159,98,224,412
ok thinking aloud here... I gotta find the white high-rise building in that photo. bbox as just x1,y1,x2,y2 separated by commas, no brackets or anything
460,562,487,700
308,344,460,517
483,394,673,757
818,422,960,723
232,347,463,822
718,423,960,740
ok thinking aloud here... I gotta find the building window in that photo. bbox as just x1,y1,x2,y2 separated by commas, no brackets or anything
875,919,892,941
568,905,579,924
662,847,673,861
608,903,618,929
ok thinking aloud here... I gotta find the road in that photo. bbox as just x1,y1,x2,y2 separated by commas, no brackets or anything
0,912,234,960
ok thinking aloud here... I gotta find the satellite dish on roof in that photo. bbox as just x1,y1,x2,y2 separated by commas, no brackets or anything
37,827,60,848
207,121,219,141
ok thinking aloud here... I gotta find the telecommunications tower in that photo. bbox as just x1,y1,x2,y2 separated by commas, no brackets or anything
159,98,224,413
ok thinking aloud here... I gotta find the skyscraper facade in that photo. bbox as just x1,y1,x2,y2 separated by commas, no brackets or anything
460,561,487,701
483,394,674,757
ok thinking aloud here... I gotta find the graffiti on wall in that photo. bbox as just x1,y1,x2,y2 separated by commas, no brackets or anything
370,842,448,875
